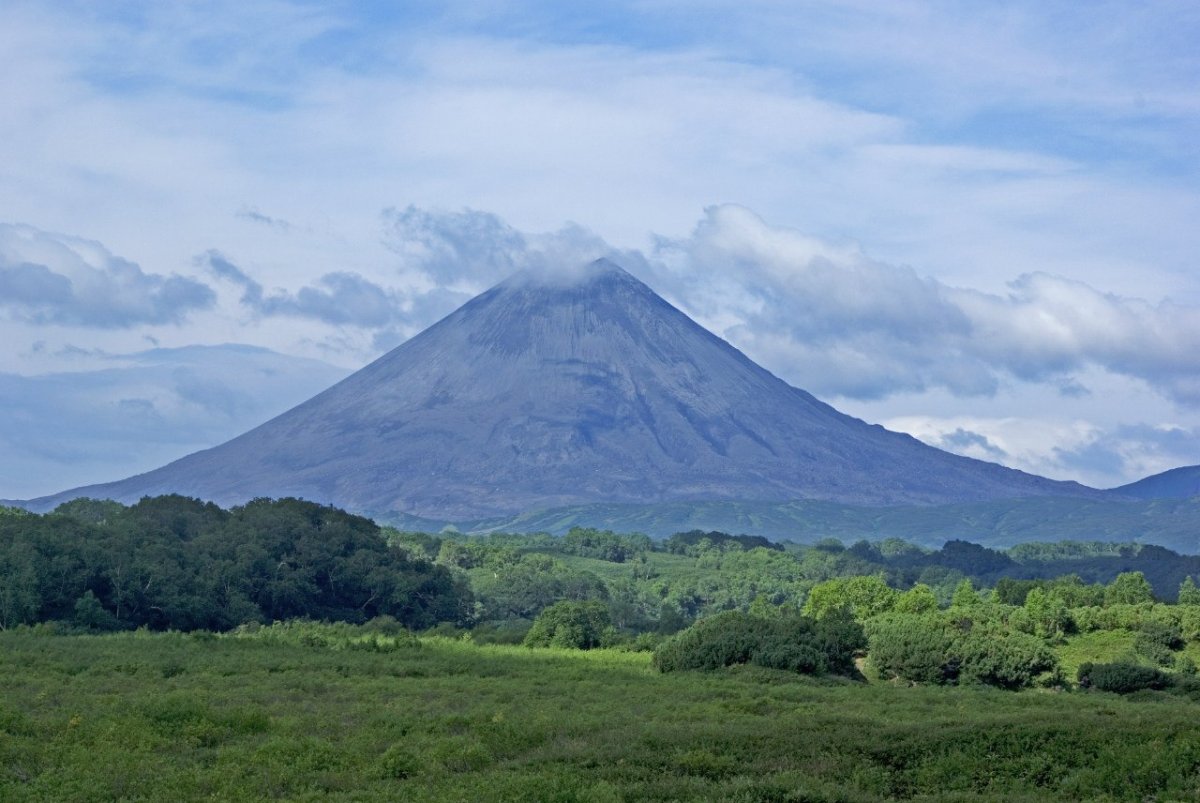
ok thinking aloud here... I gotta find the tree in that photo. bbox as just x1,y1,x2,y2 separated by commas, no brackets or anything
2,495,473,631
473,553,607,620
0,542,40,630
950,579,981,610
993,578,1043,607
72,590,120,631
803,575,898,621
1178,576,1200,606
1105,571,1154,606
934,540,1012,574
894,584,939,615
523,600,614,649
1022,587,1072,641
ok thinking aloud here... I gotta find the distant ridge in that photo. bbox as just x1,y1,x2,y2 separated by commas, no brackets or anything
1114,465,1200,500
392,496,1198,553
27,259,1105,518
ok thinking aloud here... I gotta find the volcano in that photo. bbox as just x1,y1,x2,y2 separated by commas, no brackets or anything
29,259,1101,518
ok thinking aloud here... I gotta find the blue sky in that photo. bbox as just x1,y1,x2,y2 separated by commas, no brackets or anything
2,0,1199,498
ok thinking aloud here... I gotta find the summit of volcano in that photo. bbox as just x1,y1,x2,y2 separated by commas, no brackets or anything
27,259,1102,518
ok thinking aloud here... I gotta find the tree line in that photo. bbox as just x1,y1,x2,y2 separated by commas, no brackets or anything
0,496,471,632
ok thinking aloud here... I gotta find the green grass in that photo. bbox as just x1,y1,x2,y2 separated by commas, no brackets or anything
1057,631,1138,678
4,627,1200,801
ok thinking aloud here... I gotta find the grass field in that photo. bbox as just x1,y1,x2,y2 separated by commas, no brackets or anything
3,626,1200,802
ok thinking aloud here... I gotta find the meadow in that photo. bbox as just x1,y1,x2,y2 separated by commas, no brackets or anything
4,624,1200,802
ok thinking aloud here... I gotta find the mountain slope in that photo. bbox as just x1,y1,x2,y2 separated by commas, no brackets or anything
28,260,1103,518
1114,465,1200,500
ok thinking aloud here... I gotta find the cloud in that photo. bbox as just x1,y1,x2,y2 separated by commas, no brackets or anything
199,249,263,305
382,205,653,290
0,224,215,328
235,207,293,231
202,249,399,328
941,428,1008,461
257,272,397,327
0,344,350,499
646,205,1200,406
384,206,531,287
884,414,1200,489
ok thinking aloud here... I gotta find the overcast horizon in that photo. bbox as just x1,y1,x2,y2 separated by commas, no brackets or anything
3,1,1199,500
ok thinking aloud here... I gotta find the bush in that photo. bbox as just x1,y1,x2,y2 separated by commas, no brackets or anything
1078,661,1170,694
752,642,826,674
1134,621,1183,666
652,610,864,676
470,620,532,645
866,614,1058,689
653,611,763,672
865,614,958,685
958,629,1057,690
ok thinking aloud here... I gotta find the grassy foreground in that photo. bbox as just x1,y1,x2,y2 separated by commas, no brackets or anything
2,628,1200,802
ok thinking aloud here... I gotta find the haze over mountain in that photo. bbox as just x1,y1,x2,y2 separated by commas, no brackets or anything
27,260,1106,518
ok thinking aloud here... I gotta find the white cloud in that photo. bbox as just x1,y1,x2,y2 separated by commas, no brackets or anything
0,224,215,328
650,206,1200,406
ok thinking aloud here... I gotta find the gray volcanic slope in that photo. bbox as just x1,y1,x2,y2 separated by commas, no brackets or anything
30,259,1102,517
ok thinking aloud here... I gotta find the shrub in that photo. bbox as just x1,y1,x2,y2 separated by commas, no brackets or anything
652,610,864,676
470,620,532,645
652,611,763,672
752,642,827,674
1133,620,1184,667
866,614,1058,689
958,629,1057,690
1078,661,1170,694
865,614,958,685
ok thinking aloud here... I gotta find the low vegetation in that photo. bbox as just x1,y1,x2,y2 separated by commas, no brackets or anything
6,496,1200,798
5,624,1200,801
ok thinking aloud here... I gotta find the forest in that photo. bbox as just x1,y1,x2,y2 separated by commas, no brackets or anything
6,495,1200,799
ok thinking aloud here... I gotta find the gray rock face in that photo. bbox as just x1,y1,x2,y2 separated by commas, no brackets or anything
30,259,1103,517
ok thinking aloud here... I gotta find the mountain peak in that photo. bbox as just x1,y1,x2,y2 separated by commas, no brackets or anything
499,257,638,292
26,260,1106,518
